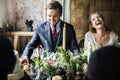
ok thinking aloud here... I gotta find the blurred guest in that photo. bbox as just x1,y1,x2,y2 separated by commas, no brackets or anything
83,46,120,80
0,34,16,80
84,12,118,62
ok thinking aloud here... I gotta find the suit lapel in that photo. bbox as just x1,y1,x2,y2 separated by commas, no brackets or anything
45,22,54,50
55,30,62,49
55,21,64,50
45,21,65,51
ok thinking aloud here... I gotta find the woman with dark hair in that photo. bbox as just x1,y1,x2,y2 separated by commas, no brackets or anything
0,34,16,80
83,46,120,80
83,12,118,63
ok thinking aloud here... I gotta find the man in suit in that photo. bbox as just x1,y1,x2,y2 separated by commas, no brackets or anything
20,1,80,65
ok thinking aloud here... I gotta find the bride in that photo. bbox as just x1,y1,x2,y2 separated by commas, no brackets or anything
83,12,118,63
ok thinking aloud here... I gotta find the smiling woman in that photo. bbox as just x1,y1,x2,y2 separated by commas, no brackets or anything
83,12,118,63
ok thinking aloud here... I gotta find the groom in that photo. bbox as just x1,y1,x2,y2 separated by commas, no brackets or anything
20,0,80,65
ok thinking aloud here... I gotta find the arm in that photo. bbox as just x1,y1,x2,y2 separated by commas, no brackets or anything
84,31,101,63
84,31,96,49
20,27,41,65
84,32,90,49
111,31,119,46
67,24,80,54
83,32,92,63
22,32,40,57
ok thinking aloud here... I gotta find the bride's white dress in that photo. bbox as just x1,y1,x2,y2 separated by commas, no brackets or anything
83,31,118,63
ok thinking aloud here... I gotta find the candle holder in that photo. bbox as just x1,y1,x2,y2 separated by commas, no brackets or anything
52,75,62,80
75,71,81,80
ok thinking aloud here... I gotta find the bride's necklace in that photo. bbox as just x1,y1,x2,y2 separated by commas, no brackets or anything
95,32,110,46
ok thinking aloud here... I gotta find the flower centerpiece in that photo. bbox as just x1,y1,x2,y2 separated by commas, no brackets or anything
30,46,85,80
29,23,87,80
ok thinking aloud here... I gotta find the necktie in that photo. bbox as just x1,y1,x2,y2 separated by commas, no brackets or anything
53,25,57,39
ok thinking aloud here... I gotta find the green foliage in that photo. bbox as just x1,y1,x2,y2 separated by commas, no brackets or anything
76,63,81,71
31,46,85,79
0,28,5,34
3,23,14,32
56,46,70,63
25,19,34,27
31,53,43,68
43,65,56,76
80,48,87,62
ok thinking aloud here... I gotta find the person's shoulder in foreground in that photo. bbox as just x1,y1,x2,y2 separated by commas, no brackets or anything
0,34,16,79
83,45,120,80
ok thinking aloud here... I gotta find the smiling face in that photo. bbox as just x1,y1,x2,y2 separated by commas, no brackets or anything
90,13,105,29
47,8,62,26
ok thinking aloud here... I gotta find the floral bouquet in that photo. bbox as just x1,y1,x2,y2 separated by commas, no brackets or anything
30,46,85,80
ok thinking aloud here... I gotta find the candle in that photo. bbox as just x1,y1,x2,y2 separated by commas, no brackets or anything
52,75,62,80
62,23,66,50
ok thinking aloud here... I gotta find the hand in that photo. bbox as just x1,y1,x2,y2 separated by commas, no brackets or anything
19,56,30,71
20,56,29,65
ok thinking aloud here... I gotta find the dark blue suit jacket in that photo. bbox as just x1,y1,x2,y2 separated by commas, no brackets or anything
22,21,80,57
